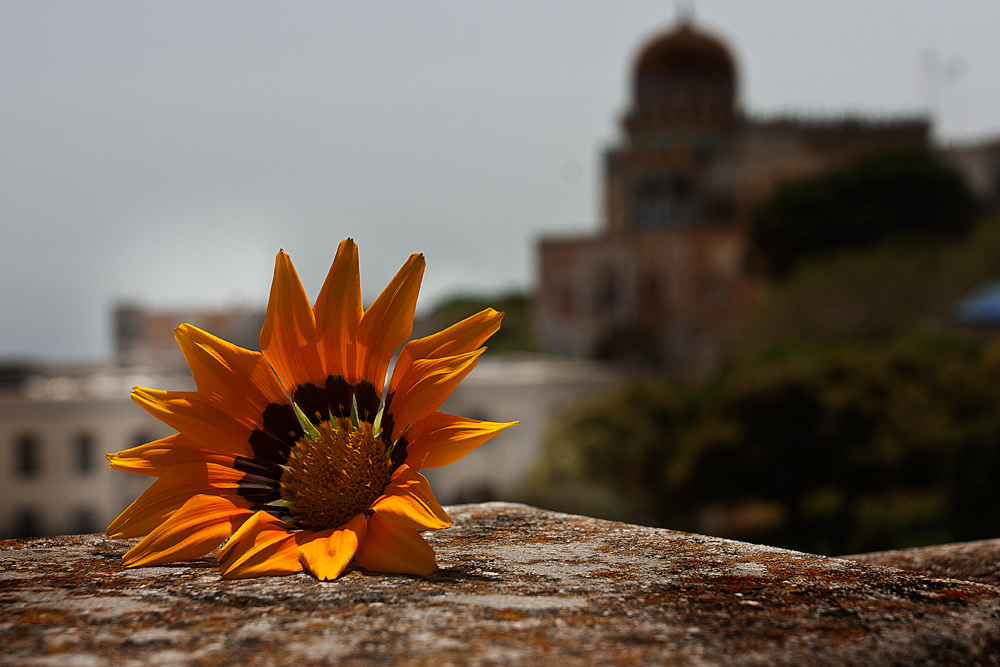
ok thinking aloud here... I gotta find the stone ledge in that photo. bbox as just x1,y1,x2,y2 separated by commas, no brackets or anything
845,538,1000,587
2,502,999,666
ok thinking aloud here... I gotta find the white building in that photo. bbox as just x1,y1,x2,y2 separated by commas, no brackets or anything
425,355,623,504
0,353,622,538
0,366,187,539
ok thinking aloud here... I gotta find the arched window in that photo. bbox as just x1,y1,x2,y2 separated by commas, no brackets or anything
74,433,95,473
14,434,40,477
633,175,697,228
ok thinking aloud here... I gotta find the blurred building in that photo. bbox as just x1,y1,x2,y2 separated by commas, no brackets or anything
115,303,265,369
0,364,187,539
942,138,1000,211
1,303,265,539
2,301,624,536
425,355,622,504
535,20,931,379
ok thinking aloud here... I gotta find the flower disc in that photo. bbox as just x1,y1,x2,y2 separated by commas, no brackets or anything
280,420,391,531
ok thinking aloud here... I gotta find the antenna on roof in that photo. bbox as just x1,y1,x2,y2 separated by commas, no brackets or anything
676,0,695,25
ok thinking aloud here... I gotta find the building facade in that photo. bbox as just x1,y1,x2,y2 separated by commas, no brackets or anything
535,21,930,379
2,310,623,537
424,355,623,504
0,367,187,538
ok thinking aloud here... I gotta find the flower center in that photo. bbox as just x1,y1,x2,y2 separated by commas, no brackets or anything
279,419,392,531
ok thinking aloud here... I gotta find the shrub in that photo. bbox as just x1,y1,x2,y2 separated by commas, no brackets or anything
749,151,978,278
532,336,1000,554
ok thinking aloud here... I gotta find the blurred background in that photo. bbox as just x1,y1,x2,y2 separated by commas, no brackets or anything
3,2,1000,555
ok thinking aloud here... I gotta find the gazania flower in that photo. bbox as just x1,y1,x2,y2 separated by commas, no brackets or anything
106,239,515,580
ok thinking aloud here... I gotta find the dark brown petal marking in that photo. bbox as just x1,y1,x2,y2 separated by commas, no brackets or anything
293,376,358,425
379,392,407,472
293,381,330,425
248,402,303,466
390,435,408,472
354,380,380,424
233,456,283,505
325,375,354,419
380,393,397,443
293,375,379,425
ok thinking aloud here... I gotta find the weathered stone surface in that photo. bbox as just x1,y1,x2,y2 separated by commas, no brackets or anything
2,502,999,666
845,538,1000,587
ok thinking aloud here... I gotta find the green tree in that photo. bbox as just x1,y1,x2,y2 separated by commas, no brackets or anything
532,337,1000,554
528,382,694,525
749,151,978,278
414,292,536,354
737,216,1000,351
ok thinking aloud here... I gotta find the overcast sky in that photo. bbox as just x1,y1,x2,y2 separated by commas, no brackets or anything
2,1,999,361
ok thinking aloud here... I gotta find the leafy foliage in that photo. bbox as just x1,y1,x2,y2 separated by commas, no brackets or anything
749,151,978,278
738,216,1000,350
529,383,692,525
414,292,535,354
531,336,1000,554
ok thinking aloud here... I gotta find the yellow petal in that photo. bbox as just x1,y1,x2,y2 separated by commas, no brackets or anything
259,250,326,392
107,433,238,477
175,323,287,423
217,511,303,579
371,465,451,531
107,462,249,539
355,252,424,394
122,494,253,568
354,511,437,576
314,238,363,382
297,513,367,581
384,349,483,443
403,412,517,470
130,388,254,459
388,308,502,396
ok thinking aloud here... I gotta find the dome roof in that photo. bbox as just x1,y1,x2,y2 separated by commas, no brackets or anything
634,23,735,85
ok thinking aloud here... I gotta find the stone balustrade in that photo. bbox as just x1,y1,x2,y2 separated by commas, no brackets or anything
3,502,999,665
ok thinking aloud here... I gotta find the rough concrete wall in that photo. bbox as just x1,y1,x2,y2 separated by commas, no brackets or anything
3,502,1000,666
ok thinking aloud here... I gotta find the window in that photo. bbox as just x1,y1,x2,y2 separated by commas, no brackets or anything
633,175,697,228
639,272,666,317
74,433,94,474
593,268,619,314
69,508,97,535
14,433,40,477
132,431,153,449
14,507,40,538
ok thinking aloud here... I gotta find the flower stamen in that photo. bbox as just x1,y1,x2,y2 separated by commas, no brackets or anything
280,419,391,531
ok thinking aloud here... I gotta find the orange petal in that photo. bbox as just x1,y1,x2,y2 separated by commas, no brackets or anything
131,387,254,459
403,412,517,470
355,252,425,394
354,511,437,576
314,238,363,382
388,308,502,396
384,349,483,443
297,513,367,581
107,462,249,539
217,510,303,579
107,433,238,477
175,323,287,424
371,464,451,531
259,250,326,392
122,494,253,568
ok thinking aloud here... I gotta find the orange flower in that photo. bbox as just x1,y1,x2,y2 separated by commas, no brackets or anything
107,239,515,580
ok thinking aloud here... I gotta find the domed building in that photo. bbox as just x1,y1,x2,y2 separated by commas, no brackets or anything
535,20,928,378
609,21,740,236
